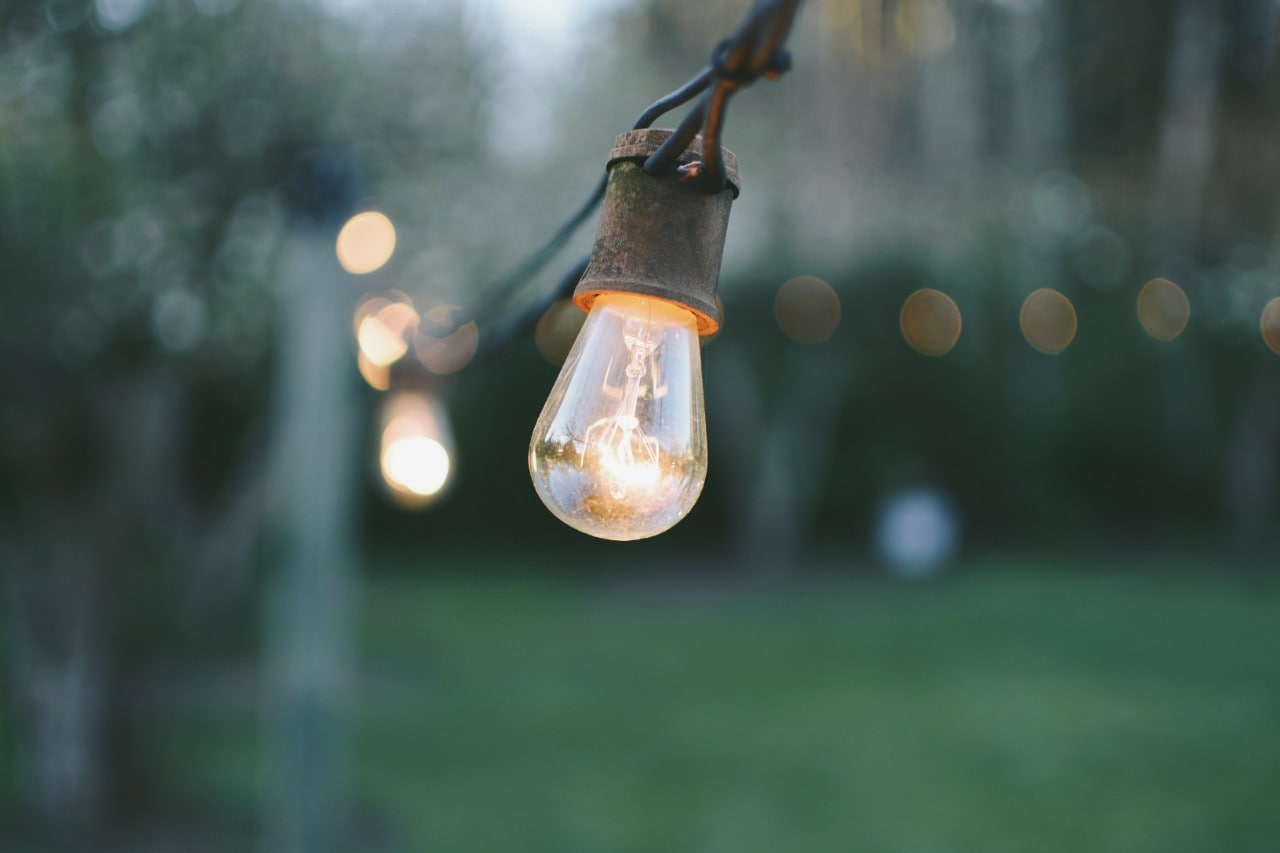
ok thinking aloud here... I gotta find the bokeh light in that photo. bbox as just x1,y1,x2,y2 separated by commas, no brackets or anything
1262,297,1280,356
383,438,450,499
357,299,418,367
775,276,841,344
874,486,960,579
1136,278,1191,342
535,299,586,366
899,288,962,356
150,288,208,354
357,350,391,391
353,294,388,338
95,0,149,32
1071,225,1130,291
380,391,454,508
415,304,478,375
1029,171,1093,238
1020,288,1078,355
336,211,397,275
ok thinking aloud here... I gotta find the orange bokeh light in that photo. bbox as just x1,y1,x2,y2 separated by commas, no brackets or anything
336,211,396,275
1020,289,1077,355
775,276,841,344
1262,297,1280,356
1136,278,1190,342
535,299,586,366
900,288,962,356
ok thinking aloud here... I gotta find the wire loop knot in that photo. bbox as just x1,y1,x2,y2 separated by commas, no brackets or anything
711,39,759,90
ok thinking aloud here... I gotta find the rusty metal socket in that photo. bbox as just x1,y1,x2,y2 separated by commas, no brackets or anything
574,129,740,335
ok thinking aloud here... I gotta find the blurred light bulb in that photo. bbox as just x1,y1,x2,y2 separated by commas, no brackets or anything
529,293,707,541
380,391,454,508
384,437,450,496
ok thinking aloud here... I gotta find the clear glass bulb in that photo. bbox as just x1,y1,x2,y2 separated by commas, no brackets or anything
529,293,707,540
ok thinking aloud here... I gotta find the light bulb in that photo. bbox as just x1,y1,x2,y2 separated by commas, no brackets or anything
527,127,739,540
529,293,707,540
380,390,455,508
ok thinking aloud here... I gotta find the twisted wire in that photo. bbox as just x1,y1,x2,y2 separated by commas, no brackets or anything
466,0,805,359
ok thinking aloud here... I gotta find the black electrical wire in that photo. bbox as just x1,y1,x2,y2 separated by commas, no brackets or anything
645,0,803,191
470,253,591,365
460,67,718,335
633,66,716,130
460,176,606,334
464,0,804,360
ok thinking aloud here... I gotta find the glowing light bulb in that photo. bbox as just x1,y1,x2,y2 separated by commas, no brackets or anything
380,391,455,508
529,293,707,540
527,127,738,540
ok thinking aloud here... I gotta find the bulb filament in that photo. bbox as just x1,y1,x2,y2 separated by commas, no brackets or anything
583,328,660,499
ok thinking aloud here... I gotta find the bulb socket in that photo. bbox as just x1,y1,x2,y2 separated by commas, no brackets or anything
574,129,739,335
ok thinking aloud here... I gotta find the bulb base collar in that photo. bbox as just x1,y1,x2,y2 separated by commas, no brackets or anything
574,129,738,335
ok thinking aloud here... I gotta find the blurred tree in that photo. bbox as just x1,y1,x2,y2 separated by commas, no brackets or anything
0,0,491,843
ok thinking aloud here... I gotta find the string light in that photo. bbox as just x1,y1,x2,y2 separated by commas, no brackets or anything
379,389,455,508
1136,278,1190,342
775,276,841,344
399,0,801,539
529,130,738,540
336,211,396,275
1020,288,1077,355
1262,297,1280,356
900,288,962,356
519,0,802,540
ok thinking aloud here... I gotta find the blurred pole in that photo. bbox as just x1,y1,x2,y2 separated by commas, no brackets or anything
713,341,849,579
263,223,360,853
1148,0,1222,254
1003,0,1067,170
916,7,980,174
3,532,104,834
1225,372,1278,554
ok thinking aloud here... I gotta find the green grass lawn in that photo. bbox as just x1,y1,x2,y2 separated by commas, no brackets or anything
344,563,1280,852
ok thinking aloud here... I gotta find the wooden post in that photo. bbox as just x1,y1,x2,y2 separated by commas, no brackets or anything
263,229,360,853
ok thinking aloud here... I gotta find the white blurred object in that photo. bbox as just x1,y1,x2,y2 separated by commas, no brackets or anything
150,287,208,354
874,486,960,578
379,390,455,508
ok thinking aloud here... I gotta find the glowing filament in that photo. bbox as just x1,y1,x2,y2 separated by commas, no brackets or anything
529,293,706,541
